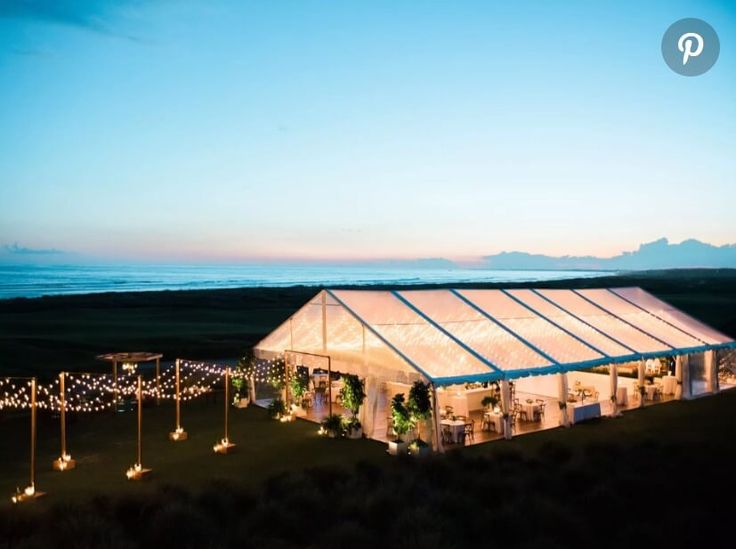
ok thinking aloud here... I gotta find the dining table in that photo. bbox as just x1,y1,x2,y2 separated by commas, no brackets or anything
483,412,505,435
662,375,677,395
520,401,540,422
644,384,659,401
441,419,466,444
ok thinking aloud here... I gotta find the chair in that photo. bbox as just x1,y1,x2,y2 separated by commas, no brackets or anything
455,415,467,422
537,401,546,420
508,410,518,433
481,413,492,432
464,420,475,443
441,426,454,445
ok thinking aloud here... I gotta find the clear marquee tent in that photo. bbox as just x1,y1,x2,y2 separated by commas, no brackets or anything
254,288,735,442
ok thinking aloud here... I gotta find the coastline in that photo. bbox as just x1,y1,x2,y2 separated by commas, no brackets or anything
1,268,735,377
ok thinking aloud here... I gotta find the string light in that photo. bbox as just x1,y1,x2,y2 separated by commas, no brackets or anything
0,360,247,414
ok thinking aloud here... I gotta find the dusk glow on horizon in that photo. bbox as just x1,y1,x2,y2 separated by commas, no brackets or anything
1,0,735,264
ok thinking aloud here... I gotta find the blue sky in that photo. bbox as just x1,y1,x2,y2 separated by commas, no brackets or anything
0,0,734,263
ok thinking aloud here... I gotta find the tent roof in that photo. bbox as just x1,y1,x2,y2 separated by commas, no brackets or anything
254,287,735,385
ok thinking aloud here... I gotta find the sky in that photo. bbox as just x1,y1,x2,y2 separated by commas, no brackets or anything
0,0,734,264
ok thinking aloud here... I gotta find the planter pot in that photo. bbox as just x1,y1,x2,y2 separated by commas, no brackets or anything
234,398,250,409
409,445,432,458
327,429,340,438
387,439,409,456
346,427,363,439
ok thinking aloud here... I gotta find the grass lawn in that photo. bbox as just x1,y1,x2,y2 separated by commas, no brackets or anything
1,387,735,504
0,397,387,504
1,388,736,547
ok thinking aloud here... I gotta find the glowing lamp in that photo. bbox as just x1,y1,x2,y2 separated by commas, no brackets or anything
213,437,236,455
168,426,188,441
125,463,151,480
10,484,45,504
52,453,76,471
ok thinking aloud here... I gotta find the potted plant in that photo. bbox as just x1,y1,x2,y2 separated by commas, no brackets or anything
232,374,250,408
408,438,430,457
342,416,362,439
321,413,344,438
481,394,499,411
339,374,366,439
407,381,432,455
267,397,286,420
387,393,411,455
289,374,308,416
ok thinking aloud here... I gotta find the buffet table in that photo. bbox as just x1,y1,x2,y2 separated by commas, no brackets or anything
567,401,601,424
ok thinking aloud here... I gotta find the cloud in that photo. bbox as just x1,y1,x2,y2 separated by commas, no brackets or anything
0,0,145,40
3,242,66,255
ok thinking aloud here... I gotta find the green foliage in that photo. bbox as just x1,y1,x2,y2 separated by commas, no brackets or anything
267,398,286,419
390,393,411,440
340,374,366,417
407,381,432,422
321,413,344,436
481,395,499,409
342,415,362,434
289,374,308,401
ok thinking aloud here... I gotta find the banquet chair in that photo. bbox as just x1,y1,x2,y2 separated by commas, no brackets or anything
537,401,546,420
481,413,492,431
444,405,454,416
464,420,475,442
441,426,454,445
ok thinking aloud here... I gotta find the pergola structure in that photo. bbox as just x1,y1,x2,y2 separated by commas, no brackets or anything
255,288,735,449
96,352,163,406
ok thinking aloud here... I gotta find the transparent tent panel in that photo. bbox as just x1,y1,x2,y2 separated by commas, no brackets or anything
611,287,732,345
507,289,632,357
397,290,552,372
257,287,731,385
457,289,605,365
331,290,496,380
257,291,421,381
536,289,669,353
577,289,703,349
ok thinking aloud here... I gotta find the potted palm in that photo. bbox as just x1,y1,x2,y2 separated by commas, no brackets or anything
339,374,366,439
407,381,432,456
387,393,411,455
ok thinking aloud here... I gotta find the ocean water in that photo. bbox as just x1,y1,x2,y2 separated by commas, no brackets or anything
0,264,610,300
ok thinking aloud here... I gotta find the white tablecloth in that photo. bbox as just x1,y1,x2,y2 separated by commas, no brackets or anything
662,375,677,395
483,412,504,435
441,420,466,443
616,386,628,406
567,402,601,424
520,402,540,422
645,384,658,401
